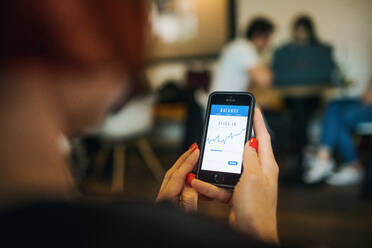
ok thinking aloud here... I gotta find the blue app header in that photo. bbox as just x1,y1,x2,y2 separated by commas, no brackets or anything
210,104,249,117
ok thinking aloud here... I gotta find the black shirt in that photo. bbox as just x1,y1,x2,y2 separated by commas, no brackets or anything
1,200,276,247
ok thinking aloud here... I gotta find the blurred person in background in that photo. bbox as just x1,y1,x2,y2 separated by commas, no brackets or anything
292,15,318,45
274,15,336,184
211,17,274,92
304,82,372,185
196,17,274,108
0,0,279,247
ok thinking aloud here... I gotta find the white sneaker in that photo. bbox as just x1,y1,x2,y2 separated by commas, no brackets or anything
326,166,364,186
303,147,316,170
304,158,335,184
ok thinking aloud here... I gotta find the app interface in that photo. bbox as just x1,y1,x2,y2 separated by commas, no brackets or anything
201,104,249,174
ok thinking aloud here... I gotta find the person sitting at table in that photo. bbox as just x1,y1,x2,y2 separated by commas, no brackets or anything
196,17,274,109
304,83,372,185
272,15,337,184
0,0,280,247
211,17,274,92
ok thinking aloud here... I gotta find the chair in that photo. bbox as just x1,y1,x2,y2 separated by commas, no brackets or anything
356,122,372,199
92,95,165,193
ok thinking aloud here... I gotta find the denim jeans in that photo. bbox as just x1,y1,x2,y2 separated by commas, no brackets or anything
320,99,372,163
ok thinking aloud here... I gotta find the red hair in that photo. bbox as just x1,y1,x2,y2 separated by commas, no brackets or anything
1,0,147,71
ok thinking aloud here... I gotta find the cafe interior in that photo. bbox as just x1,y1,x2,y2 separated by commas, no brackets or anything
1,0,372,247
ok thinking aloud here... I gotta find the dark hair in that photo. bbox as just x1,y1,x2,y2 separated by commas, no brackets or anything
246,17,274,40
293,15,318,43
0,0,147,71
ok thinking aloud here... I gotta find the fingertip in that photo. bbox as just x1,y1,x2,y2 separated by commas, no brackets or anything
191,179,232,203
189,149,200,165
190,178,200,188
244,142,257,154
254,106,261,116
190,143,199,153
188,147,199,158
185,173,196,187
190,179,209,192
243,142,260,169
254,106,265,125
253,106,271,145
188,142,197,151
177,149,201,178
255,106,261,114
248,137,258,152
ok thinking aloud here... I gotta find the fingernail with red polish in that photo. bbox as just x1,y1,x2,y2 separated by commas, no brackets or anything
248,138,258,152
189,142,196,150
257,106,261,112
185,173,196,186
189,142,198,152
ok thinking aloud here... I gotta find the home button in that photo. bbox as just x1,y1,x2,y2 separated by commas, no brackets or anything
214,174,224,183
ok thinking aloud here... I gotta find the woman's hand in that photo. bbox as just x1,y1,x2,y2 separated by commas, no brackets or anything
156,143,232,212
362,90,372,105
231,108,279,244
156,143,200,207
191,108,279,244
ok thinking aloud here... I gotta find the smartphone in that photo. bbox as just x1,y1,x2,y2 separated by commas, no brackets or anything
196,91,255,189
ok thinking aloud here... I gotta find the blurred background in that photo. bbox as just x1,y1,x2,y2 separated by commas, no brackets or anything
71,0,372,247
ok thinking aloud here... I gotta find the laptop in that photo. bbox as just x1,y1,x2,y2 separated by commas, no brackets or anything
272,43,336,87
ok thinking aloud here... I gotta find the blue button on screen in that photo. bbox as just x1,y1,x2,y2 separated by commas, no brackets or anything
228,161,238,166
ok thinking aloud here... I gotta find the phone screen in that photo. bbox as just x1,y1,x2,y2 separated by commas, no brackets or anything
201,104,249,174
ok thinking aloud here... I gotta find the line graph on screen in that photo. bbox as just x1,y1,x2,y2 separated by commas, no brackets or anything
206,128,246,145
